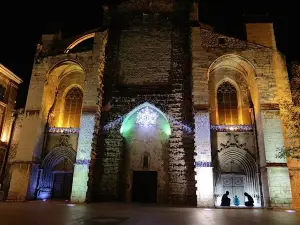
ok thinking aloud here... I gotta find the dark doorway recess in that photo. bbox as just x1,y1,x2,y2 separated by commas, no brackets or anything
132,171,157,203
52,172,73,199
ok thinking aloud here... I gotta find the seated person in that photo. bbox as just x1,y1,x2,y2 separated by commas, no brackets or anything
244,192,254,207
220,191,231,206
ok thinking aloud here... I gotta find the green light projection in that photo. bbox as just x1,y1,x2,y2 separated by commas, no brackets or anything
120,102,171,137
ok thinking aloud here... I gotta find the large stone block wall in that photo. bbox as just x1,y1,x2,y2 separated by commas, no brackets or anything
96,93,195,204
245,23,277,50
8,30,108,201
290,62,300,106
167,22,195,205
117,0,175,13
272,52,299,209
191,25,293,208
194,111,214,207
71,114,96,203
192,28,277,107
92,10,196,205
71,31,108,203
119,29,171,85
261,110,286,163
94,96,171,201
289,169,300,209
288,62,300,209
123,113,170,203
267,167,292,208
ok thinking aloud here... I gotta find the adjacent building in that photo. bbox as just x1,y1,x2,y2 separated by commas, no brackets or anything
0,64,22,198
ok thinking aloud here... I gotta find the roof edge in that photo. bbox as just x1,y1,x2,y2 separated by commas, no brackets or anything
0,64,23,85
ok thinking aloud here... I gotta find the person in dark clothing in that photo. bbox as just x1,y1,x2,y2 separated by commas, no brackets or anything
221,191,231,206
244,192,254,207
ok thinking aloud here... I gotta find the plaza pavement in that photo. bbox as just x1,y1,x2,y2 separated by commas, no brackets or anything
0,201,299,225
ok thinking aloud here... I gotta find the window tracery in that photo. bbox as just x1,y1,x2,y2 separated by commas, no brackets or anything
62,87,83,128
217,81,238,125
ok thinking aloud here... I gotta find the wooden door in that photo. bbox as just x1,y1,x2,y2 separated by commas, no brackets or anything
132,171,157,203
52,173,73,200
222,174,245,206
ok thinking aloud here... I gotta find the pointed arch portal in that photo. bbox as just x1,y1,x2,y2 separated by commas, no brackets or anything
37,146,76,200
120,102,171,203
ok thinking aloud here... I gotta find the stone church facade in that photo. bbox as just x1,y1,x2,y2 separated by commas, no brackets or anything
4,1,299,209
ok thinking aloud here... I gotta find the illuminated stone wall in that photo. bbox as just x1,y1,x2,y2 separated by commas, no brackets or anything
92,6,196,205
71,114,95,202
245,23,277,50
272,52,297,209
288,62,300,209
290,62,300,106
6,3,297,208
45,133,78,155
261,110,286,163
8,30,108,201
194,111,214,207
121,105,170,203
211,131,261,206
71,31,108,203
119,30,171,85
191,22,293,208
267,167,292,207
208,67,252,125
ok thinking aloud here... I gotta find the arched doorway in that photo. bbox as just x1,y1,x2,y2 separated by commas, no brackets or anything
207,54,262,207
213,134,260,207
52,158,74,199
120,102,171,203
37,137,76,200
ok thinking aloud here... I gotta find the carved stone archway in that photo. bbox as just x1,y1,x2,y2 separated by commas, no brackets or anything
213,133,260,206
37,135,76,199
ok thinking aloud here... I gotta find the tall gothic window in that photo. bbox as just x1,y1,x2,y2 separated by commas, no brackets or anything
217,81,238,125
62,87,83,128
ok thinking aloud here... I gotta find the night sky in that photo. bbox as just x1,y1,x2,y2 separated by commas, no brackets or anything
0,1,290,109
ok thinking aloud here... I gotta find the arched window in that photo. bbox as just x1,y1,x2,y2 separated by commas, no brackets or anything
217,81,238,125
143,153,149,169
62,87,83,128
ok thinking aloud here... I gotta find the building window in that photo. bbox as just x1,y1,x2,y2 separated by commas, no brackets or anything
143,154,149,169
62,87,83,128
217,81,238,125
0,85,6,101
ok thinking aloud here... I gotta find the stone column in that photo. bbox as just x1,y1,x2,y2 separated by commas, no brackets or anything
8,60,50,201
260,109,292,208
194,111,214,207
272,52,298,209
71,31,107,203
71,113,96,202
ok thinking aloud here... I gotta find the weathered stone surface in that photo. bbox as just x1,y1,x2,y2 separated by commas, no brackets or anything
5,3,298,210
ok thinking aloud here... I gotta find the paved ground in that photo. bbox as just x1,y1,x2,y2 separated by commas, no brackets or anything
0,201,300,225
